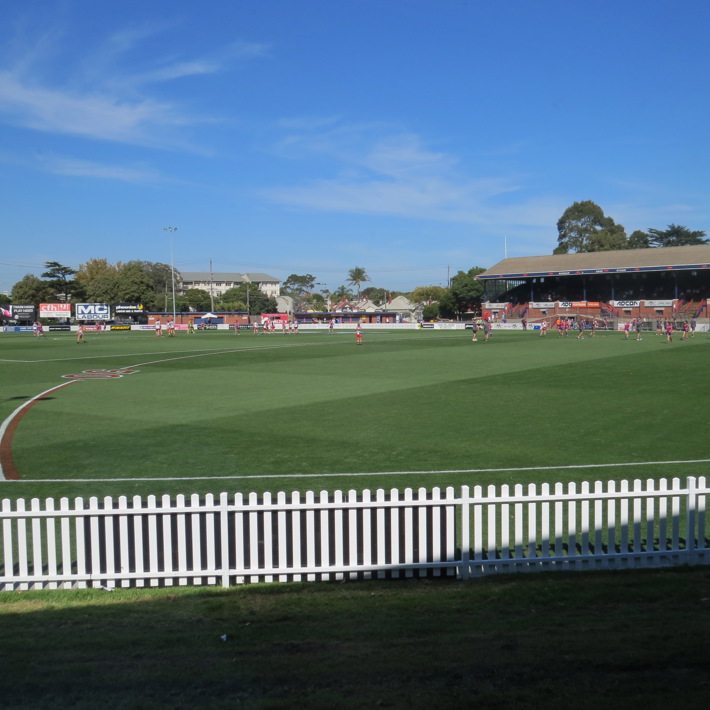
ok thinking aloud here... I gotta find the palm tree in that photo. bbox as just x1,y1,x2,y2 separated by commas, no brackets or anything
346,266,370,299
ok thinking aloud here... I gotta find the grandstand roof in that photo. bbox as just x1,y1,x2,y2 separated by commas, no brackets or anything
477,245,710,280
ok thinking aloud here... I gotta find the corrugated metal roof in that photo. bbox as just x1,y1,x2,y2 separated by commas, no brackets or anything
477,245,710,279
180,273,245,282
243,273,280,282
180,272,280,283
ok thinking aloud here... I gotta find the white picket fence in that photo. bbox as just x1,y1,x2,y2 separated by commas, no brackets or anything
1,476,708,591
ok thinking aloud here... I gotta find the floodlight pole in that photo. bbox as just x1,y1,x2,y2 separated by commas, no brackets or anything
163,227,178,321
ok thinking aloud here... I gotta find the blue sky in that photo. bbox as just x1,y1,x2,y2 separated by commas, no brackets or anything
1,0,709,294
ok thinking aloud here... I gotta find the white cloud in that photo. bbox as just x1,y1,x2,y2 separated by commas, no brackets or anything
260,123,555,227
0,69,191,147
38,154,163,183
0,23,267,149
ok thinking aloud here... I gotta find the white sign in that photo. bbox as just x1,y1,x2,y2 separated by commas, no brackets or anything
75,303,111,320
645,300,675,307
484,303,509,309
529,302,555,308
612,300,640,308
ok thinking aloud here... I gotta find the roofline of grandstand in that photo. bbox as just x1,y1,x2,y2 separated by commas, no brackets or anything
477,245,710,280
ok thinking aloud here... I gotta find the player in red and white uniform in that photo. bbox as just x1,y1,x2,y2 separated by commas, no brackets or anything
355,324,363,345
155,319,162,337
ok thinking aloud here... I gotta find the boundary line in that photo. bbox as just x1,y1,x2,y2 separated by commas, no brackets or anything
4,458,710,483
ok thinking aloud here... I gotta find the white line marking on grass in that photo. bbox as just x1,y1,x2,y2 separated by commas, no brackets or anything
8,458,710,483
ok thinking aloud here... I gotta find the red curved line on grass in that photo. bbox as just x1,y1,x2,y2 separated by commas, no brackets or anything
0,381,78,481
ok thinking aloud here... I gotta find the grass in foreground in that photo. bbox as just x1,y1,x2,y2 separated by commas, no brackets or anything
1,567,709,709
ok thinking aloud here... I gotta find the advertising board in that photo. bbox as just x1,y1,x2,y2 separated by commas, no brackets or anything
39,303,72,318
75,303,111,320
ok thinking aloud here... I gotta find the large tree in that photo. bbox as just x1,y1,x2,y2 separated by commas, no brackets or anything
282,274,316,297
346,266,370,299
647,224,708,248
628,230,651,249
439,267,485,318
11,274,54,304
117,261,165,307
180,288,212,311
411,285,447,304
220,283,276,315
554,201,627,254
41,261,81,300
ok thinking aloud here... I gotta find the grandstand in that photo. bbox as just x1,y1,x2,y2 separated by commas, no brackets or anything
477,244,710,323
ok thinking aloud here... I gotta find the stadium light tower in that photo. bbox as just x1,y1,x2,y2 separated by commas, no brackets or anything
163,227,178,321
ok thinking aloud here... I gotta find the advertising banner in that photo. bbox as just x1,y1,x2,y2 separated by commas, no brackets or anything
11,304,35,320
645,300,675,307
114,303,144,314
612,300,640,308
75,303,111,320
529,302,555,308
39,303,71,318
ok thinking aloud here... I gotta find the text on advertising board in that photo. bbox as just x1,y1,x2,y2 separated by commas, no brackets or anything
75,303,111,320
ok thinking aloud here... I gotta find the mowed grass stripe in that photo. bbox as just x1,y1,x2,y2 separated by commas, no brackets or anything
3,330,708,499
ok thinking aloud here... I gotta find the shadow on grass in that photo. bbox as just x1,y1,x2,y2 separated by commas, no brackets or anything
1,568,709,709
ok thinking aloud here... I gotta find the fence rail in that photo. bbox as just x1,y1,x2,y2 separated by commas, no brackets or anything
1,477,708,591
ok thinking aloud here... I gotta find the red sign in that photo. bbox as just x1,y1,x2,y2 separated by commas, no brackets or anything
39,303,72,318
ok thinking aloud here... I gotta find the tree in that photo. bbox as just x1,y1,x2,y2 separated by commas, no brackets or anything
422,303,439,321
332,285,354,302
41,261,80,300
554,201,627,254
11,274,54,304
346,267,370,299
411,285,447,304
116,261,164,307
439,267,485,318
647,224,708,248
220,283,276,315
282,274,316,297
180,289,212,311
628,230,651,249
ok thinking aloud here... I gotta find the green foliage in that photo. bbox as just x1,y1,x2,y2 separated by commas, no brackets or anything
554,200,627,254
647,224,708,248
422,303,439,320
117,261,165,307
282,274,316,296
41,261,81,300
439,267,485,317
181,288,212,311
628,230,651,249
220,283,276,314
11,274,54,304
346,266,370,298
411,285,447,304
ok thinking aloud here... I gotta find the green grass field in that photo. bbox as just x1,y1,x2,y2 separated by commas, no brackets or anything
1,326,708,501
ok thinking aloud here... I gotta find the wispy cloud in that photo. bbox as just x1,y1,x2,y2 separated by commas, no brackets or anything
0,69,191,147
38,154,164,183
260,122,550,226
0,23,267,150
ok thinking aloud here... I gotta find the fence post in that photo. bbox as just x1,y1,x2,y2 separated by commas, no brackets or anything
459,485,470,580
686,476,697,565
220,492,230,588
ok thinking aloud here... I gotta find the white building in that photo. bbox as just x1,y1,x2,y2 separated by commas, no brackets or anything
179,272,281,299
